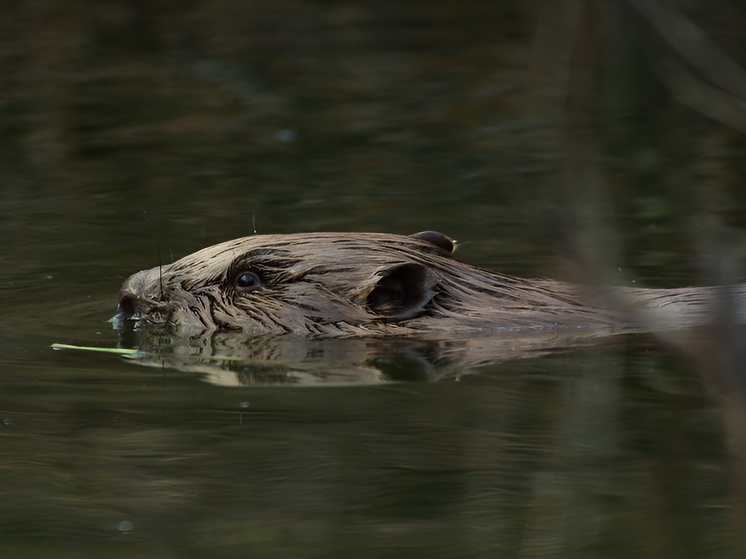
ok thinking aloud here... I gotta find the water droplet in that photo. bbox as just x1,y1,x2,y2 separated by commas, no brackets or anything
118,520,134,533
275,129,297,143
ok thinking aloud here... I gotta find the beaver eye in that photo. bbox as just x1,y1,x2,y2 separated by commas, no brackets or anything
234,271,263,292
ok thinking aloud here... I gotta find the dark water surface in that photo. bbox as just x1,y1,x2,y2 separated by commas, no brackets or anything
4,1,746,556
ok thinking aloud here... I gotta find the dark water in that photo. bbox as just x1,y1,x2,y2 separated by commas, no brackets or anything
4,1,746,556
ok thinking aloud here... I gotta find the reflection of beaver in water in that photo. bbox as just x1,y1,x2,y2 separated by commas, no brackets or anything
115,231,744,337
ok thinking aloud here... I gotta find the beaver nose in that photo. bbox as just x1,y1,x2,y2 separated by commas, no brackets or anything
115,267,163,319
116,290,144,319
116,287,162,321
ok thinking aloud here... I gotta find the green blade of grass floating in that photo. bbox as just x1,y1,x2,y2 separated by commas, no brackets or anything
51,343,140,356
50,343,271,364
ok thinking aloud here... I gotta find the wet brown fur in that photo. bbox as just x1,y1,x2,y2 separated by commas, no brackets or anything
116,231,746,337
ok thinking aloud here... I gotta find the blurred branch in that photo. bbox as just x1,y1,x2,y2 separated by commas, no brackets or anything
626,0,746,131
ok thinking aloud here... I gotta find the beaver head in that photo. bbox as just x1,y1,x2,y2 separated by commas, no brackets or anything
115,230,608,337
115,231,467,336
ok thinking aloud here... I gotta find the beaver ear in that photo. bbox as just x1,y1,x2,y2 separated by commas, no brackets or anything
366,263,438,321
410,231,456,253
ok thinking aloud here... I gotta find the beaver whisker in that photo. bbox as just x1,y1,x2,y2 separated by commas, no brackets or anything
155,235,165,302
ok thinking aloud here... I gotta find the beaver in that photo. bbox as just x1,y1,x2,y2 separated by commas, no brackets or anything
114,231,746,338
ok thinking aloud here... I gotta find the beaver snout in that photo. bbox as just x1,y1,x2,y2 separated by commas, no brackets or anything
115,267,168,323
116,290,152,320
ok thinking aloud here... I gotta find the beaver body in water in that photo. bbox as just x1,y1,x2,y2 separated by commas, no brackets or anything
115,231,744,337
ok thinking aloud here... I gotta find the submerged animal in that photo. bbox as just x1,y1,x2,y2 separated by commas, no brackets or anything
114,231,744,337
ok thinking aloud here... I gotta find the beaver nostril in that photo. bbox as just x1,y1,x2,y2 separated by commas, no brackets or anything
116,292,138,318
